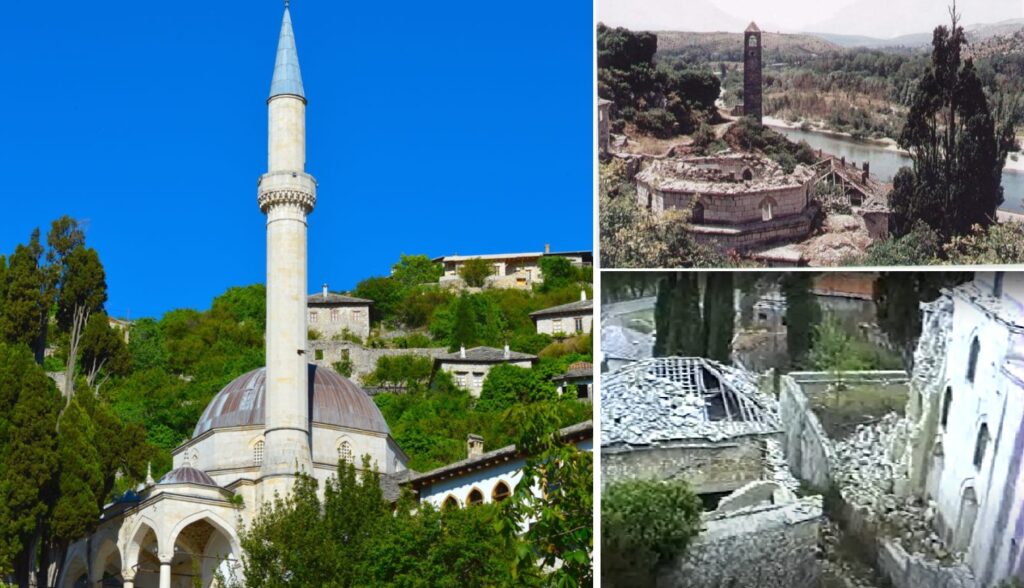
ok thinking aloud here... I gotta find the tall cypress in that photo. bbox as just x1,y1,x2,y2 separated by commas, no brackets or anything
703,273,735,363
0,230,49,361
654,273,704,357
782,273,821,369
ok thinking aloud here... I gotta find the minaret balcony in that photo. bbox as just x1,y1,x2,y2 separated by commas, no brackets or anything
257,170,317,213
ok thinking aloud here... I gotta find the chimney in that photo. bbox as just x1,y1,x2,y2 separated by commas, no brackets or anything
460,345,466,359
544,243,551,254
840,156,846,168
322,283,328,297
503,343,510,358
861,171,869,184
581,290,588,301
467,434,484,458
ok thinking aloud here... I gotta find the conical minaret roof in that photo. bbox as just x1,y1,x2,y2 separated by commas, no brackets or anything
746,22,761,33
270,6,305,100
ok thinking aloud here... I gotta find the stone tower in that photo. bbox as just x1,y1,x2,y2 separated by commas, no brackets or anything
258,3,316,492
743,22,763,123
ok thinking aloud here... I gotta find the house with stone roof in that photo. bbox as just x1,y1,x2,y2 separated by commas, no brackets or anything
530,291,593,336
307,283,372,340
433,345,538,397
553,361,593,401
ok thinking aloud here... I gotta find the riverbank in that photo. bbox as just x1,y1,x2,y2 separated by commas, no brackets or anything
763,116,1024,174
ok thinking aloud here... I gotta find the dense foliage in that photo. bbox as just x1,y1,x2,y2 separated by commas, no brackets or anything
874,272,971,364
602,479,703,587
889,10,1014,243
597,24,721,138
652,272,734,362
723,118,817,173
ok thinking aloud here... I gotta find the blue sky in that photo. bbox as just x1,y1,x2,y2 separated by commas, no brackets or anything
1,1,594,319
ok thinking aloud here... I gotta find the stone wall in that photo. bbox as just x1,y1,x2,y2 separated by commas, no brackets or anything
601,436,772,494
688,207,816,252
307,340,448,383
661,182,810,225
779,376,835,490
660,496,822,588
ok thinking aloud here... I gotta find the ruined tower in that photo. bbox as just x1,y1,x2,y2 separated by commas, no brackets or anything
743,22,763,123
258,3,316,493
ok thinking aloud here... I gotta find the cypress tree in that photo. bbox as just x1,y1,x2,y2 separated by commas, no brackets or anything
654,273,704,357
703,273,735,363
781,273,821,369
0,343,61,583
0,230,49,361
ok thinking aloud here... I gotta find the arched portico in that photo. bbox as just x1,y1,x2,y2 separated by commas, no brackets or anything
91,533,123,586
163,510,243,588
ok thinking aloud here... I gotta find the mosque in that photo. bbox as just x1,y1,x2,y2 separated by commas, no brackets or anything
57,5,593,587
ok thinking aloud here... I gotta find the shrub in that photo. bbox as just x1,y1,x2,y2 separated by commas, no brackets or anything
602,479,703,586
634,108,677,138
308,328,322,341
458,258,493,288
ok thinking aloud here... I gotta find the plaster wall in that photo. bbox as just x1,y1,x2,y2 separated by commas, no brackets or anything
438,359,534,398
934,282,1024,587
535,313,593,336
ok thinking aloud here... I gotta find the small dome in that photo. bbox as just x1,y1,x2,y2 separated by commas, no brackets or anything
159,466,217,487
193,364,390,438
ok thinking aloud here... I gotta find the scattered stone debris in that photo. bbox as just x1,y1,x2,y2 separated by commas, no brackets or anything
601,324,654,362
601,357,781,446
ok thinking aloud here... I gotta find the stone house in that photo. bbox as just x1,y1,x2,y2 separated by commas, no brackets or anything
553,361,593,401
307,284,372,340
433,345,537,397
433,246,593,289
406,422,592,509
530,291,593,336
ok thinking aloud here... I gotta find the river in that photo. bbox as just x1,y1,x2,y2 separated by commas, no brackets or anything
772,126,1024,215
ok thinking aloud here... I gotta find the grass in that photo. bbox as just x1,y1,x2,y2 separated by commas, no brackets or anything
808,382,907,440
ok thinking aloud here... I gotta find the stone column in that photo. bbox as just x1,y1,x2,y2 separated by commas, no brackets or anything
159,560,172,588
123,576,135,588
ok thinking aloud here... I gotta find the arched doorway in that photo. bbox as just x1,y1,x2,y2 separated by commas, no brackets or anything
61,556,89,588
167,514,242,588
91,537,123,587
125,522,161,588
955,486,979,552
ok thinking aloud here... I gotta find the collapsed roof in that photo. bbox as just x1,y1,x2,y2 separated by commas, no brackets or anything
602,357,781,446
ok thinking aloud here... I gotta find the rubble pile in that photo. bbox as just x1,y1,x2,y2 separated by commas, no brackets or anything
819,518,884,588
832,412,956,563
601,357,781,446
764,437,800,493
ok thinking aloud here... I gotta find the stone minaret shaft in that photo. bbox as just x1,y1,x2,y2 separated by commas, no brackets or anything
744,22,763,123
258,5,316,484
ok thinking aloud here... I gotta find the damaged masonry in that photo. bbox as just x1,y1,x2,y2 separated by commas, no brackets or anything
602,357,819,588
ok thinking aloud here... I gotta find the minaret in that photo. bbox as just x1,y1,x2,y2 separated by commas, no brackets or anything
258,2,315,491
743,22,763,123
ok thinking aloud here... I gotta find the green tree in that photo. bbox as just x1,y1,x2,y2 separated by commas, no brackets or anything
476,364,557,412
944,223,1024,264
54,246,107,334
602,479,703,587
362,355,433,391
891,6,1012,241
390,254,443,288
654,273,704,357
0,343,61,583
874,272,970,364
537,256,577,293
352,276,404,324
212,284,267,331
498,402,592,586
703,273,734,363
810,314,870,383
0,230,49,359
458,258,494,288
781,273,821,369
79,313,132,387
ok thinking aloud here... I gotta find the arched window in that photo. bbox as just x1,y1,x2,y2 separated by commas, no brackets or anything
467,488,484,506
492,481,511,502
442,495,459,510
253,440,264,466
974,424,990,469
967,337,981,383
760,197,776,221
338,440,353,464
742,168,754,181
941,387,952,429
994,272,1005,297
748,36,758,48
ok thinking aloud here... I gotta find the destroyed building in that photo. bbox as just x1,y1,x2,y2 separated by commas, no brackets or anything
634,152,817,253
601,356,821,588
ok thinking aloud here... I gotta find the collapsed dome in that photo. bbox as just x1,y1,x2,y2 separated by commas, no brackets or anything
601,357,781,446
193,364,390,437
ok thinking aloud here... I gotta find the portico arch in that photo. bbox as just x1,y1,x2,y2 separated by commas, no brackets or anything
166,510,242,588
123,519,161,588
61,552,89,588
90,534,122,586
